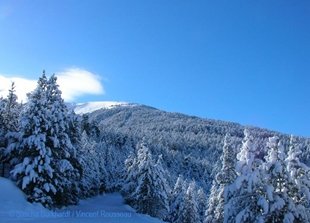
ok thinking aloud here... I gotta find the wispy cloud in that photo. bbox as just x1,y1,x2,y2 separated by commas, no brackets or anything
0,68,105,102
57,68,104,101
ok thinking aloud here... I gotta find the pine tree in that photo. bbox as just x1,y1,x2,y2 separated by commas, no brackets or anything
197,187,207,223
11,72,81,207
0,97,7,176
154,154,171,218
205,181,220,223
224,129,264,223
45,74,81,206
167,175,187,222
284,135,310,222
1,83,21,165
261,136,289,222
67,111,82,146
11,73,56,207
124,142,170,219
78,130,102,197
0,97,6,155
178,181,200,223
205,134,237,223
105,143,124,191
3,82,20,133
123,150,138,196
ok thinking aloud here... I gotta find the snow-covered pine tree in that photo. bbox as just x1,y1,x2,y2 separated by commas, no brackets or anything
204,180,220,223
205,134,237,223
77,130,102,197
67,111,82,146
3,82,20,133
104,143,124,191
101,132,135,192
123,150,138,197
284,135,310,222
11,73,56,207
154,154,171,218
197,187,207,223
81,114,100,139
178,181,200,223
44,74,81,206
0,97,6,175
224,129,264,223
124,141,170,219
2,83,21,170
261,136,290,222
95,141,108,193
11,72,81,207
0,97,6,154
167,175,187,223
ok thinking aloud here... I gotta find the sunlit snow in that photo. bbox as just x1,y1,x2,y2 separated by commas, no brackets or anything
0,177,164,223
74,101,134,114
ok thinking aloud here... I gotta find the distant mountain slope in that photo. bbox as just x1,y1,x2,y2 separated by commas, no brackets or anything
78,101,310,192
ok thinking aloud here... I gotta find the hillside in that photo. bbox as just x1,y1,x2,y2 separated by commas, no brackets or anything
76,102,310,191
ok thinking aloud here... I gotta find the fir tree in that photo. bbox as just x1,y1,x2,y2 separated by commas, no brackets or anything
197,187,207,223
0,97,7,176
205,134,237,223
154,154,171,218
11,73,56,207
105,143,124,191
1,83,21,164
167,175,187,223
262,136,289,222
124,142,170,219
45,74,81,206
284,135,310,222
123,150,138,196
178,181,200,223
0,97,6,156
3,82,20,133
224,129,264,223
77,130,102,197
205,180,220,223
11,72,81,207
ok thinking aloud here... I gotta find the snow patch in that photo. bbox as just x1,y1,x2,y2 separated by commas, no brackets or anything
0,177,164,223
74,101,134,114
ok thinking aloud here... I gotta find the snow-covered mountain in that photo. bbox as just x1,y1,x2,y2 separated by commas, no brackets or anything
83,101,310,191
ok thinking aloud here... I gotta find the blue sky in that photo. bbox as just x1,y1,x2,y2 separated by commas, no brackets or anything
0,0,309,137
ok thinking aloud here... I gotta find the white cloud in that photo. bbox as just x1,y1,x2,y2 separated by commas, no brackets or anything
57,68,104,101
0,68,105,102
0,76,36,102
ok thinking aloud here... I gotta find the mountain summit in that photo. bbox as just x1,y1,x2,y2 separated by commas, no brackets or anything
74,101,135,114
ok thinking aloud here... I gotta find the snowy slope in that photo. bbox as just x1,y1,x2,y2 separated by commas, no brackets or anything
86,104,310,193
74,101,135,114
0,177,164,223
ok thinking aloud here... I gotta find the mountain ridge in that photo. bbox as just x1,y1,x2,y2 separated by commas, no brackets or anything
75,101,299,138
81,101,309,196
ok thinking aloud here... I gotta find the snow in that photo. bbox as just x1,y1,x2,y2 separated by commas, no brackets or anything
0,177,164,223
74,101,134,114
